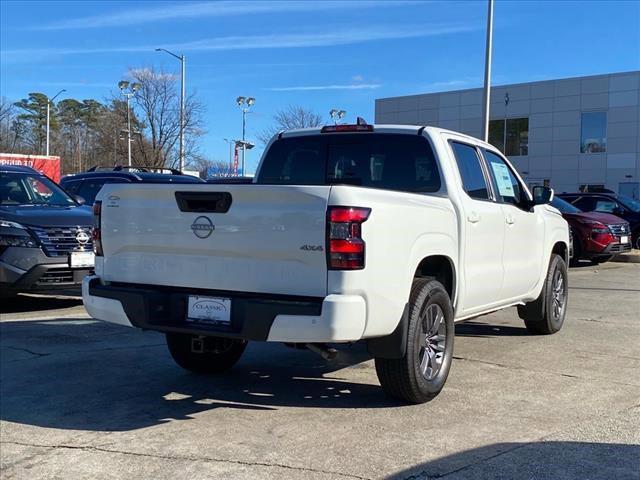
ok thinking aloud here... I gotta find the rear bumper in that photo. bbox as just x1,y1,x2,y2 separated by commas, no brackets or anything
82,276,367,343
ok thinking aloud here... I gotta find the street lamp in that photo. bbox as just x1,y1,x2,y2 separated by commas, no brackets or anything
236,96,255,175
119,81,141,167
45,89,66,156
329,109,346,124
223,138,234,169
156,48,186,172
481,0,494,142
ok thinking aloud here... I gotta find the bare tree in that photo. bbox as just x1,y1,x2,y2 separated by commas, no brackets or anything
0,97,16,151
124,67,205,168
258,105,324,145
189,155,233,177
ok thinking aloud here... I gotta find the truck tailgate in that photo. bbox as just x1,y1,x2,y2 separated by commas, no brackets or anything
97,184,331,297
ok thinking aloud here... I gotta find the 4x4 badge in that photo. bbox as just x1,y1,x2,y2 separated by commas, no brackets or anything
300,245,323,251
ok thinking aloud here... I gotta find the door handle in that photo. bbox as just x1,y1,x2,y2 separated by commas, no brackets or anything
505,215,515,225
467,212,480,224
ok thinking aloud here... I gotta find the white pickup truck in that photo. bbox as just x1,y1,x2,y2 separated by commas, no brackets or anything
83,123,569,403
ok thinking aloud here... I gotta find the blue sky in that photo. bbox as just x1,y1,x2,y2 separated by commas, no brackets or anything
1,0,638,173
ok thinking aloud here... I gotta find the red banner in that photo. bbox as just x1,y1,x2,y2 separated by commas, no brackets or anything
0,154,61,182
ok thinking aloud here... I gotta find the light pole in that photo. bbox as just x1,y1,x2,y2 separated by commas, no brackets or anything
329,109,346,124
481,0,494,142
223,138,234,170
118,80,141,167
156,48,186,172
236,96,255,175
45,89,65,156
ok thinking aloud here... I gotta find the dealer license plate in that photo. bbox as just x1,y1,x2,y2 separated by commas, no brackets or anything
69,251,95,268
187,295,231,324
620,236,629,244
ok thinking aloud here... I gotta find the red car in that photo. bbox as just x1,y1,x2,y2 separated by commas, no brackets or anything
550,197,632,265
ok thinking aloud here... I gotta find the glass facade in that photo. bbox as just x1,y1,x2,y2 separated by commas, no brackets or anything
580,112,607,153
488,118,529,156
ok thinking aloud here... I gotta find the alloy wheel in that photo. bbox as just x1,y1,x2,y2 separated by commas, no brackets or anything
418,304,447,380
551,269,566,320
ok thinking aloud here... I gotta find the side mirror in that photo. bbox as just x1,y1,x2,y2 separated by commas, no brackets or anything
532,186,553,205
74,195,86,205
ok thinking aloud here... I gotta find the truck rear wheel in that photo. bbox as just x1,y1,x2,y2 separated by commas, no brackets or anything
375,279,454,404
518,254,568,335
166,333,247,374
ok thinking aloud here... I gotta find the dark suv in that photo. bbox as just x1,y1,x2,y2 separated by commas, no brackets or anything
60,165,204,205
557,192,640,249
1,165,94,298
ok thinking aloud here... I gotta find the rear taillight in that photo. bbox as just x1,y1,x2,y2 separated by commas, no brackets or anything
327,207,371,270
92,201,103,256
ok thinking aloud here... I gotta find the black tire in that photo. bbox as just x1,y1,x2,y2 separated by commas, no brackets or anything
166,333,247,374
517,254,568,335
375,279,454,404
569,239,582,267
633,230,640,250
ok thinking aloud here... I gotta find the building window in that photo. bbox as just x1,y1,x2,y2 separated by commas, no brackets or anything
488,118,529,156
580,112,606,153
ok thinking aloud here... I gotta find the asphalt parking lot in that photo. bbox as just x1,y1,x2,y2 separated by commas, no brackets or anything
1,263,639,480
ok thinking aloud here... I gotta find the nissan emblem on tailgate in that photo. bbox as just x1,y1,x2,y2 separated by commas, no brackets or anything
191,216,215,239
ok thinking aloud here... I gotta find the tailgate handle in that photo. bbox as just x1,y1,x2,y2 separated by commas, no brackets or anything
175,192,232,213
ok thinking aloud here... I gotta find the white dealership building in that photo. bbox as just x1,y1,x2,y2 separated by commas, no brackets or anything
375,71,640,198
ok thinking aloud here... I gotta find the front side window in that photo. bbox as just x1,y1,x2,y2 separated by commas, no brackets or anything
488,118,529,156
483,149,525,207
257,133,441,193
0,173,76,206
580,112,606,153
450,142,490,200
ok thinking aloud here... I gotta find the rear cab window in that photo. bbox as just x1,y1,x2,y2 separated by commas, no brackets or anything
256,133,441,194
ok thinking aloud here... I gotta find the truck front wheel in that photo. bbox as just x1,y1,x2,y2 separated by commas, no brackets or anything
166,333,247,374
518,254,568,335
375,279,454,404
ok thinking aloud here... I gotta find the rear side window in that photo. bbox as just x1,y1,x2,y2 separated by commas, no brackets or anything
593,198,617,213
256,133,441,193
450,142,490,200
571,197,596,211
77,177,129,204
63,180,82,195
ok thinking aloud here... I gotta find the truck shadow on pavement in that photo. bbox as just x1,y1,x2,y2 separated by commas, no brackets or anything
454,321,529,338
1,317,550,433
1,292,83,315
386,441,640,480
0,318,401,432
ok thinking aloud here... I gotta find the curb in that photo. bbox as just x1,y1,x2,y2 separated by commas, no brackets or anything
611,252,640,264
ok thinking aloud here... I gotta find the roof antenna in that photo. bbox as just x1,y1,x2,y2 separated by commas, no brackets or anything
356,117,368,126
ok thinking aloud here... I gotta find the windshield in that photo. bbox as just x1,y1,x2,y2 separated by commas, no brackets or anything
0,172,77,207
617,194,640,212
257,133,441,193
550,196,582,214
